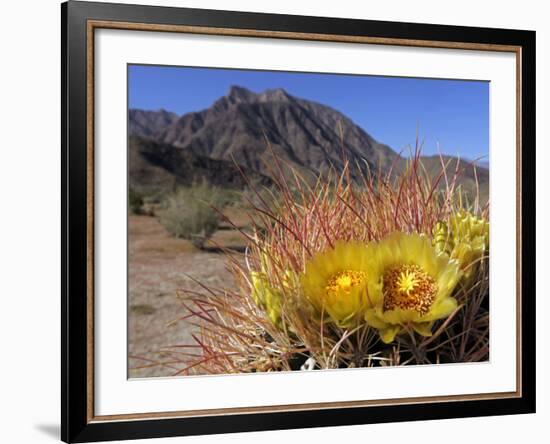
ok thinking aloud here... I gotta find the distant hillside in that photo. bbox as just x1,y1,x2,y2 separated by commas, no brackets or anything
413,155,489,204
129,135,273,190
129,86,488,199
129,109,178,139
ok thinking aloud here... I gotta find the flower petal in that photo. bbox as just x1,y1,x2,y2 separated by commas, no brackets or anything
379,326,401,343
365,309,389,329
412,322,433,337
422,297,458,321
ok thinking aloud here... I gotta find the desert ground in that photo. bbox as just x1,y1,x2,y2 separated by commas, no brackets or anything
128,209,249,378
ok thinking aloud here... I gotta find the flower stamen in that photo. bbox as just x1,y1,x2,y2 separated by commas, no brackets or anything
383,264,437,315
325,270,367,298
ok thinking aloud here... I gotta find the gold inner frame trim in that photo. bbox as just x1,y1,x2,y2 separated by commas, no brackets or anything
86,19,523,423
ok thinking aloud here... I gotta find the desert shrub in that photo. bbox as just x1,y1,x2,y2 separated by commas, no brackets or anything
238,186,280,209
212,188,242,208
158,183,224,248
139,185,170,205
128,187,144,214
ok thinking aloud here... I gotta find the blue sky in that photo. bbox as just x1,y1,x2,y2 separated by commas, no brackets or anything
128,65,489,161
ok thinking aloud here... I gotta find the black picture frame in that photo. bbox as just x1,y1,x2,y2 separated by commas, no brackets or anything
62,1,536,442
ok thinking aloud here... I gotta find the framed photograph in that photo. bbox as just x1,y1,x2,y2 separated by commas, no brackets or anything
62,1,536,442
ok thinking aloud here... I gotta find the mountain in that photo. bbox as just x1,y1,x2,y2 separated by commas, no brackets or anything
129,135,273,190
128,86,488,197
129,109,178,139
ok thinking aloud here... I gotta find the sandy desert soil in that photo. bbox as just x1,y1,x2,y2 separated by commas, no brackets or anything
128,211,249,378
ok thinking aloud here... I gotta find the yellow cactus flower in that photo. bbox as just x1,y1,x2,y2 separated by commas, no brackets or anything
250,271,284,327
364,232,462,343
301,241,376,327
433,211,489,285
